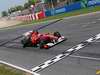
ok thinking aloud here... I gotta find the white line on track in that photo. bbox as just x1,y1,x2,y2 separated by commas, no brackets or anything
84,21,97,25
0,60,40,75
70,55,100,61
1,11,100,74
81,21,97,27
31,33,100,73
97,18,100,20
95,40,100,43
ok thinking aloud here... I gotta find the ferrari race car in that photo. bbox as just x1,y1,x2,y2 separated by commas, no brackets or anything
21,30,66,49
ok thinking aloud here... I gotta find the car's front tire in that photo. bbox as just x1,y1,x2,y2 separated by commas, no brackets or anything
54,32,61,38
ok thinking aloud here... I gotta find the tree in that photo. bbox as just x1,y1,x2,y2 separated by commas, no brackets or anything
44,0,57,8
28,0,35,5
24,0,36,9
24,3,30,9
15,5,24,11
1,11,8,17
8,7,16,14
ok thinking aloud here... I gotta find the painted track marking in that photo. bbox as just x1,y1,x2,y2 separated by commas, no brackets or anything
31,33,100,72
70,55,100,61
0,19,62,75
0,60,40,75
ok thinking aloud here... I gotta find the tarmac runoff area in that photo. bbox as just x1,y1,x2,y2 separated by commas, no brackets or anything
0,18,21,28
0,12,100,75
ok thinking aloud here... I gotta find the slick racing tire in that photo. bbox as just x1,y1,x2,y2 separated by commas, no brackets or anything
39,38,50,49
21,38,28,48
21,37,31,48
39,40,46,49
54,31,61,38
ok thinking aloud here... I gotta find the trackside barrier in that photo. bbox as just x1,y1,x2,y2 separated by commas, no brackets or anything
0,60,40,75
87,0,100,7
35,11,46,20
16,0,100,21
16,11,45,21
31,33,100,72
16,14,36,22
45,2,82,16
45,0,100,17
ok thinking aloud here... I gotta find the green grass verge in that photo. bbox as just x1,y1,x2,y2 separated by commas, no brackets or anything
40,6,100,20
25,6,100,25
0,64,26,75
1,6,100,30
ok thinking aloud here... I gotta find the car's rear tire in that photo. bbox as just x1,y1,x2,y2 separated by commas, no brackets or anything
54,32,61,38
21,37,31,48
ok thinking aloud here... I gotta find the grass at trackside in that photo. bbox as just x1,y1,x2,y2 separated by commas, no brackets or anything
18,6,100,26
32,6,100,23
2,6,100,29
0,64,25,75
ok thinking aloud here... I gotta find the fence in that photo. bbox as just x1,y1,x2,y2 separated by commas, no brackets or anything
16,0,100,21
45,2,82,16
87,0,100,7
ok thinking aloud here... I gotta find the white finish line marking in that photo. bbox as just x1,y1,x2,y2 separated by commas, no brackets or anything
0,60,40,75
31,33,100,73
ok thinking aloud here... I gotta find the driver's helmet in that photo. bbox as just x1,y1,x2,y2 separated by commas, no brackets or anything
32,29,38,34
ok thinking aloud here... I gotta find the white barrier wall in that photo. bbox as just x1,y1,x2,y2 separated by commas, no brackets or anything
16,14,36,21
16,11,45,21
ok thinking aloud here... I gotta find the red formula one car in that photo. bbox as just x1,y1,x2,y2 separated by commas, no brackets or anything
21,30,66,49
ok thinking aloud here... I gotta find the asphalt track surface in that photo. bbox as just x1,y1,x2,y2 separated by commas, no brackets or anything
0,13,100,75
